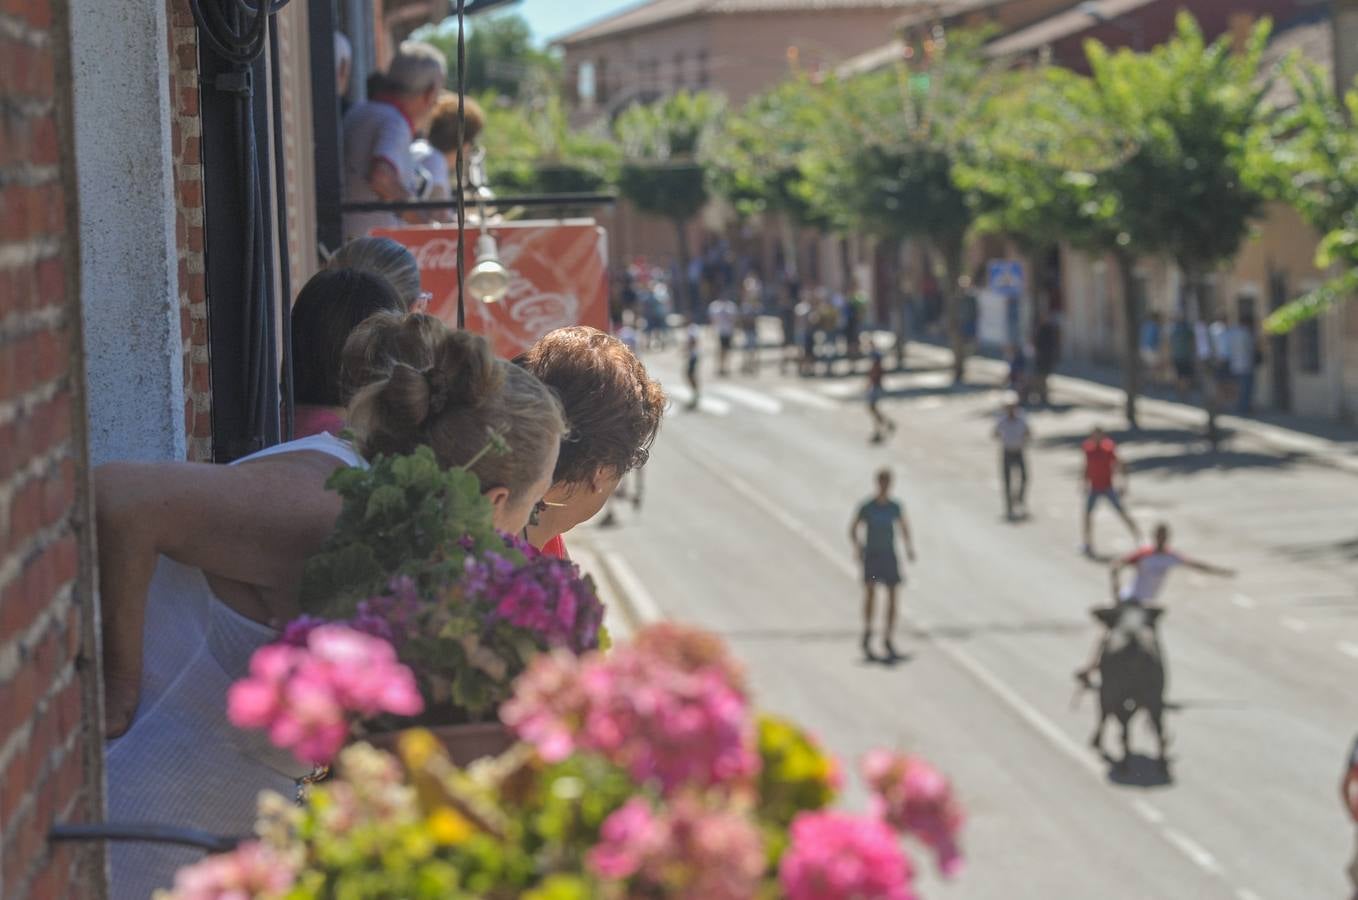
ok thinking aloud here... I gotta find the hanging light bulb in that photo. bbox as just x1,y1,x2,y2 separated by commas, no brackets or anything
467,232,510,304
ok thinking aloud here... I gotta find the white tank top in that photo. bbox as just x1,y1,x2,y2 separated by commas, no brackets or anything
106,433,365,899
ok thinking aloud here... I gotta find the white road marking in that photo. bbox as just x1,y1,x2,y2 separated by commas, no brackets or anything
913,397,945,410
600,550,665,626
1132,799,1165,824
817,381,865,400
773,385,840,411
663,383,732,416
673,444,1252,893
711,383,783,415
1337,641,1358,660
1231,593,1255,609
1236,888,1264,900
1162,829,1222,874
1280,616,1308,633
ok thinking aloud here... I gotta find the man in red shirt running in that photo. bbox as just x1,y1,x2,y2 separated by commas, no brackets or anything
1081,426,1140,556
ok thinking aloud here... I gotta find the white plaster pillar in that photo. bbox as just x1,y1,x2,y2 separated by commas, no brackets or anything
69,0,186,464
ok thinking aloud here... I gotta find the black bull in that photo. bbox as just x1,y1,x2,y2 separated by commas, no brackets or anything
1090,604,1167,767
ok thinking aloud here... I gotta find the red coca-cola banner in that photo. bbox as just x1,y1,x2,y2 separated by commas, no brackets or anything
373,220,610,359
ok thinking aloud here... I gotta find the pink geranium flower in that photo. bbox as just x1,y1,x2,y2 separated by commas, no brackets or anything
861,750,965,876
779,810,917,900
159,840,296,899
502,624,757,794
587,795,765,899
228,625,423,766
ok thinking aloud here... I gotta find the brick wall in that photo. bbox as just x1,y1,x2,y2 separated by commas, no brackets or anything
0,0,105,897
167,0,212,462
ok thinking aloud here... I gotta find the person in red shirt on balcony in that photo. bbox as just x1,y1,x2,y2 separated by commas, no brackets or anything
517,326,667,558
1081,426,1141,557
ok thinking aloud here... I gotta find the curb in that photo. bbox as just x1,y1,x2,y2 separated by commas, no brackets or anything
906,342,1358,476
568,535,657,640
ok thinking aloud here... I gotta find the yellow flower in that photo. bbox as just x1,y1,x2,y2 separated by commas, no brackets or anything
426,806,475,845
399,728,441,771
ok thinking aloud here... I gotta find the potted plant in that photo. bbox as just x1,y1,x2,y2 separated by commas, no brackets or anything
171,622,964,899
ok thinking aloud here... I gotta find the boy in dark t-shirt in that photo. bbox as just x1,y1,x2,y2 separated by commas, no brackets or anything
850,469,916,660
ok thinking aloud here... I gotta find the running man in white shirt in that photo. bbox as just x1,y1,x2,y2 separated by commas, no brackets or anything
1076,522,1232,686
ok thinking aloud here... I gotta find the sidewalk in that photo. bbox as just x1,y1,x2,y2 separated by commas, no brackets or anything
903,339,1358,476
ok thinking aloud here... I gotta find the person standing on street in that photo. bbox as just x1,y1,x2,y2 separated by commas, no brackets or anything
1081,426,1140,556
867,351,896,443
708,295,738,376
994,394,1031,519
684,323,701,411
1170,313,1196,398
850,469,916,661
1033,313,1060,406
1342,734,1358,895
1228,314,1258,415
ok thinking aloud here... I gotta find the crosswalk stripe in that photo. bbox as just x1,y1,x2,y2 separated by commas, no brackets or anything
663,382,731,416
710,383,782,414
773,385,839,411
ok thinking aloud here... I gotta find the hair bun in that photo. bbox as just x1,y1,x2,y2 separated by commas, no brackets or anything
423,366,454,417
432,330,503,411
375,362,434,431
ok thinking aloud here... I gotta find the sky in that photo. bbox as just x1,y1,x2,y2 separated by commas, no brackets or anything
509,0,640,45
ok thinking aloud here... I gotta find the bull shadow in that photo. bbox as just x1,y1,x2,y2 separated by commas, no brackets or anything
1102,751,1174,788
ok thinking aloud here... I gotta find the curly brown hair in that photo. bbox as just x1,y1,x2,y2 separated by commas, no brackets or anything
515,326,666,486
426,92,485,152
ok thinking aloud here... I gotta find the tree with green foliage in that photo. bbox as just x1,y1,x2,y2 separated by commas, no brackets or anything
614,91,725,316
797,37,987,382
963,15,1272,429
480,94,619,199
1254,61,1358,335
415,13,561,101
1068,13,1273,436
708,76,830,287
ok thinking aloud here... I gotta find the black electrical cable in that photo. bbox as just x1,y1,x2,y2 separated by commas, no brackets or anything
454,0,468,329
189,0,291,455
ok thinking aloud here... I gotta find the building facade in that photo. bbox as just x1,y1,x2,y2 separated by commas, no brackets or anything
0,1,451,895
556,0,917,276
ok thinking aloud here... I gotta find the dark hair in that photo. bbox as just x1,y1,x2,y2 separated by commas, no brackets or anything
328,236,421,309
427,92,485,152
514,326,665,486
290,269,404,407
346,313,566,500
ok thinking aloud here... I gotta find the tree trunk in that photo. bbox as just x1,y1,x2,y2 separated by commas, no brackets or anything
939,239,967,384
887,237,907,370
1114,250,1142,430
674,218,695,320
1183,267,1221,448
780,216,800,286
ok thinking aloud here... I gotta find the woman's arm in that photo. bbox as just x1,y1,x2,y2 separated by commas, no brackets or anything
97,452,345,735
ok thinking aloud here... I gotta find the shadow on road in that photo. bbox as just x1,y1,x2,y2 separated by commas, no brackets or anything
909,618,1087,641
1035,426,1212,449
1275,536,1358,565
1103,752,1175,788
1124,448,1307,477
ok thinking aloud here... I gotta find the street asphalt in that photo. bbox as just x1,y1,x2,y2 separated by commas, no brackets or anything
570,331,1358,900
